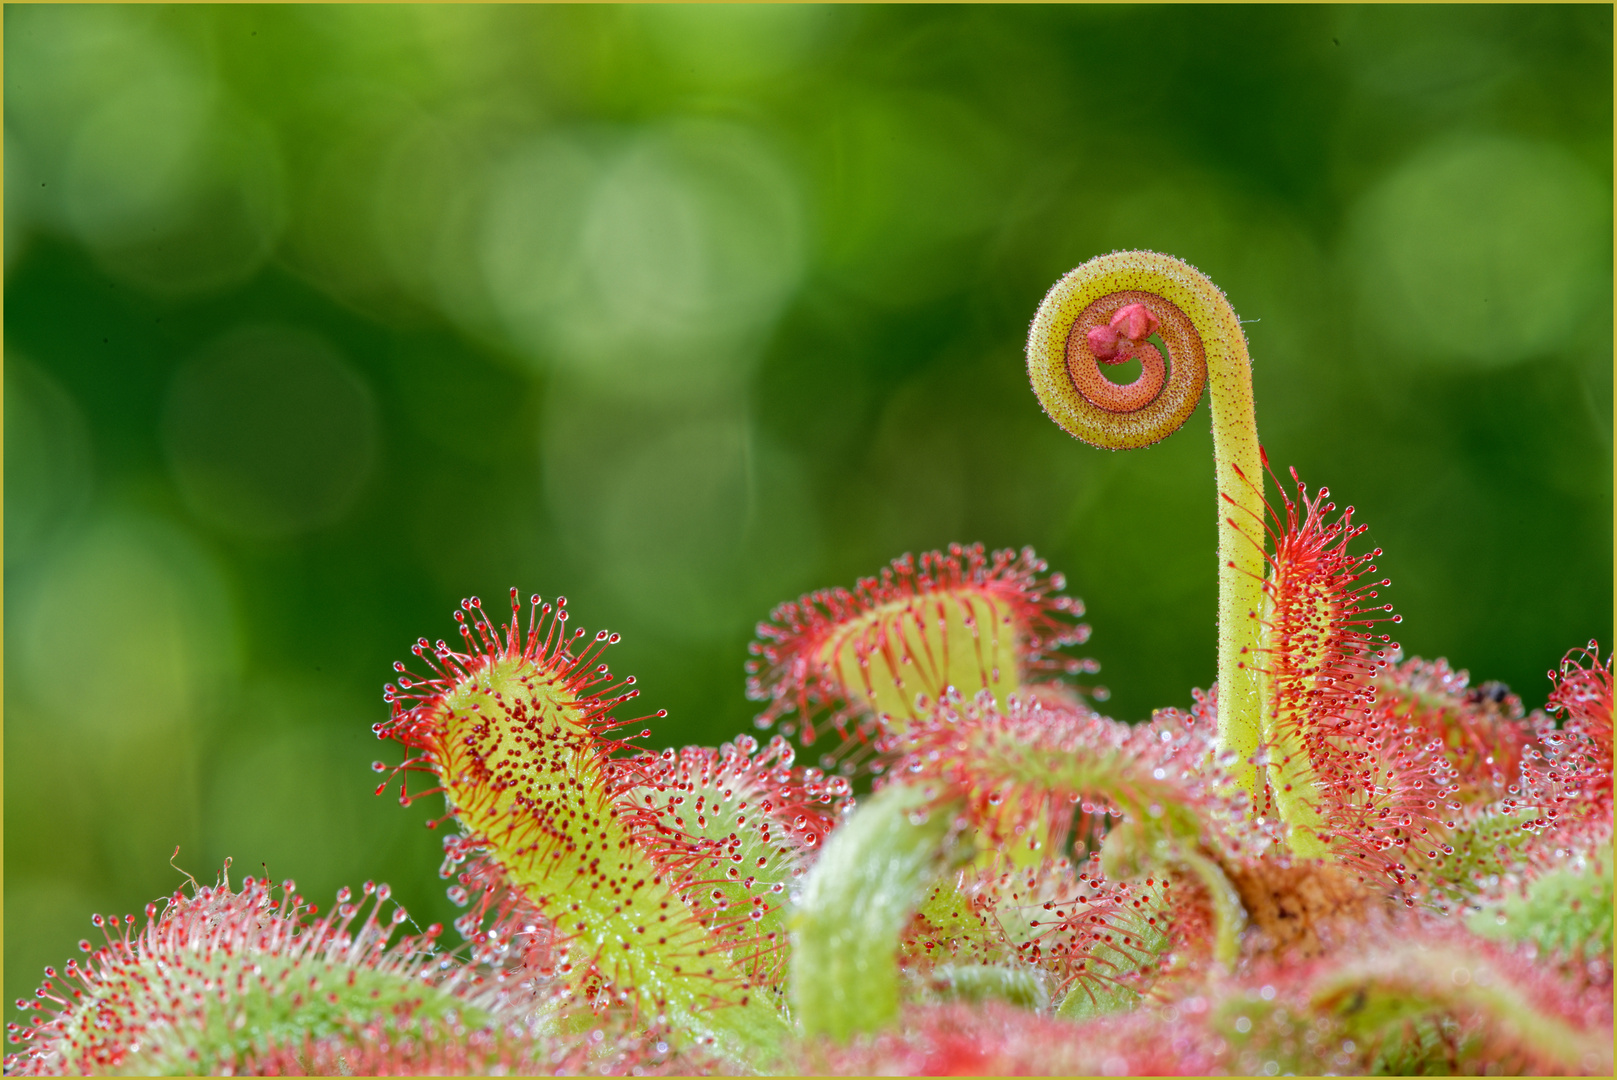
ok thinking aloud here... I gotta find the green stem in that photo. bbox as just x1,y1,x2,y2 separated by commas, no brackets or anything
789,783,960,1040
1192,278,1267,807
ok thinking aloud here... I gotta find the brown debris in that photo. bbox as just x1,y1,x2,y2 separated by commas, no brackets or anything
1224,856,1390,960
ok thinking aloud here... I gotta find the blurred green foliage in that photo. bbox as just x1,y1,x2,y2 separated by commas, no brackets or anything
4,4,1611,1013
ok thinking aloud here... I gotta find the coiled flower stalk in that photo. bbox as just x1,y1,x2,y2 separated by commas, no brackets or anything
1027,250,1271,804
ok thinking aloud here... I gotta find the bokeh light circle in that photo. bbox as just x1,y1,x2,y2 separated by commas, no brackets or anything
7,5,286,294
1350,135,1610,368
542,388,822,638
163,324,380,540
11,514,240,737
481,120,805,398
4,356,94,565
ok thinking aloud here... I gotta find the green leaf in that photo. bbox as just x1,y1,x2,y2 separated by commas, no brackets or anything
789,783,960,1039
1467,845,1613,960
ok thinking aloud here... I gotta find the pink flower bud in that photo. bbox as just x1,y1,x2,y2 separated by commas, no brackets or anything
1110,302,1160,343
1086,323,1123,361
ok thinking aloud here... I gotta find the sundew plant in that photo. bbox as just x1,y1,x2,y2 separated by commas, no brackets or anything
5,6,1612,1078
9,251,1611,1077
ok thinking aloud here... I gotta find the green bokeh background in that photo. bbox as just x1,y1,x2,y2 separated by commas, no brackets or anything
5,4,1611,1010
